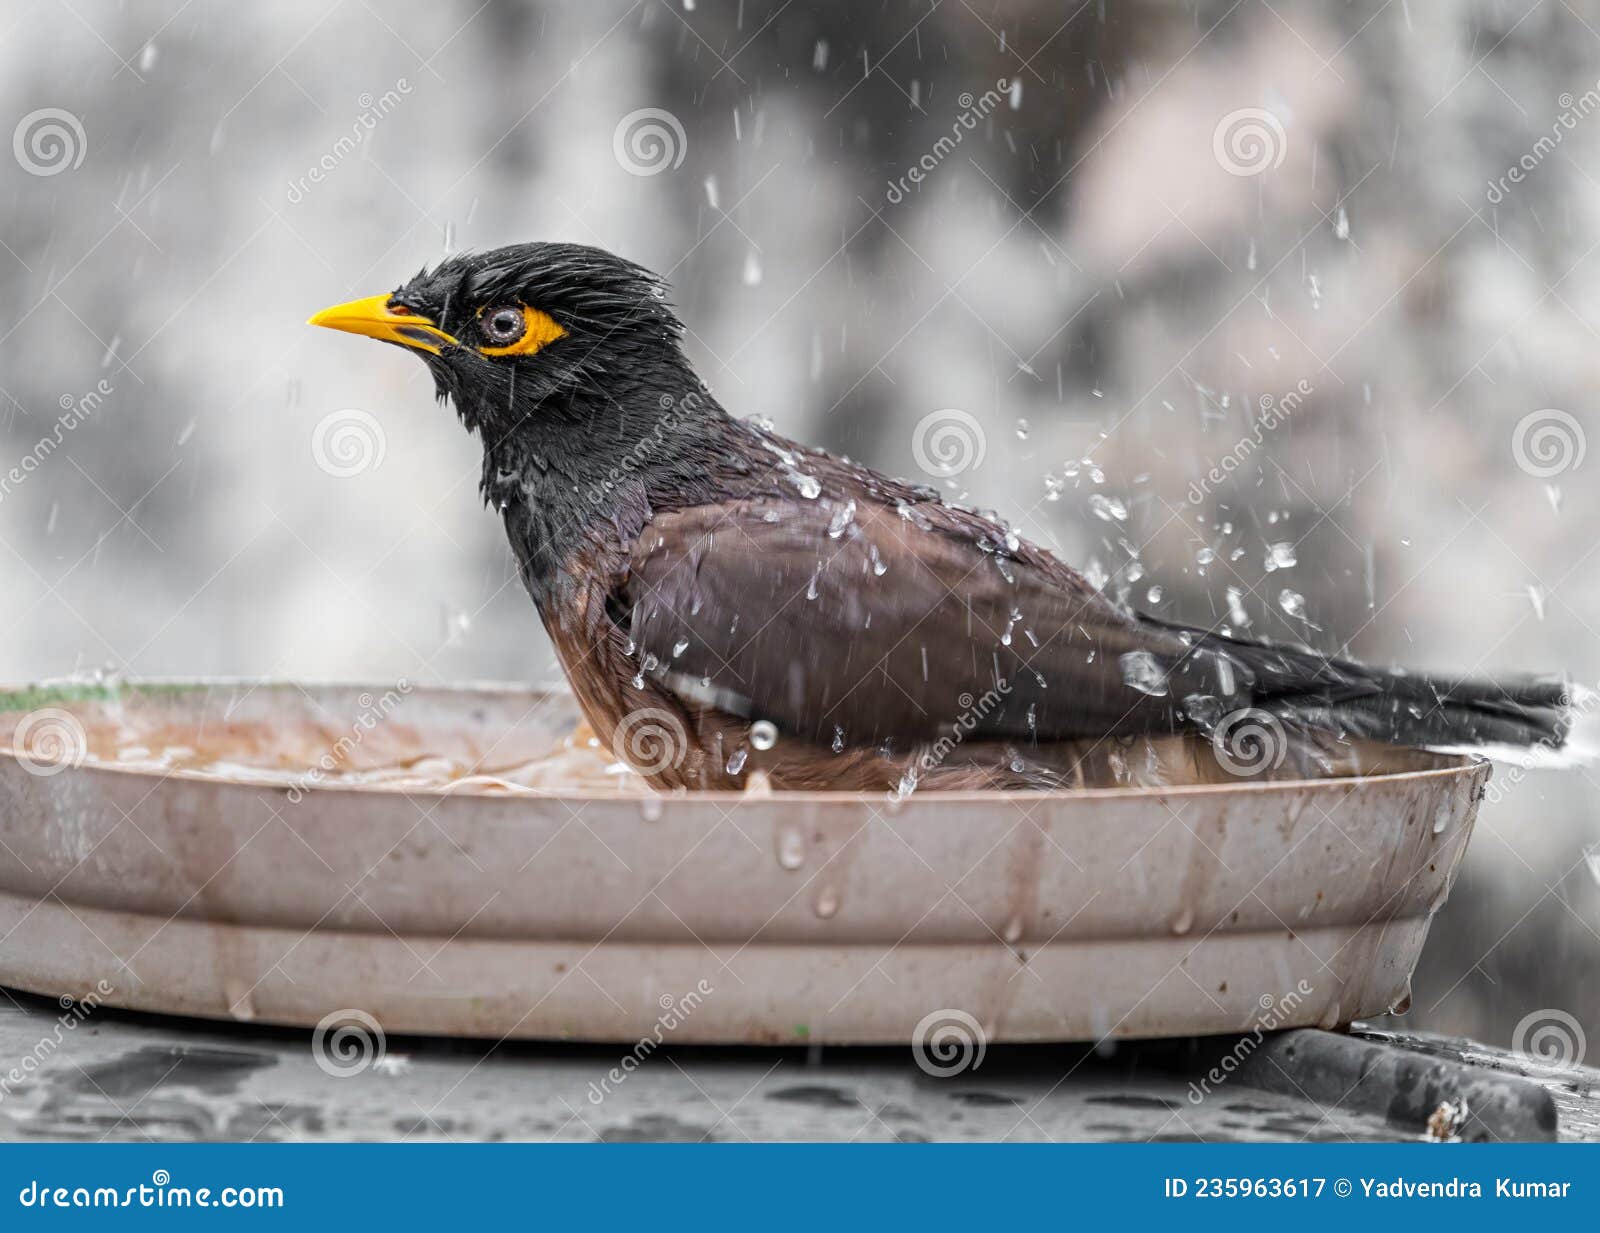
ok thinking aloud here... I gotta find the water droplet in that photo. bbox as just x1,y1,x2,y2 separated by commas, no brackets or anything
1264,542,1297,572
1003,914,1024,944
776,827,805,870
831,725,846,753
672,636,690,656
1169,906,1194,936
1226,586,1251,629
1119,650,1169,697
1015,417,1030,439
1432,802,1450,835
1279,589,1307,620
1527,584,1547,621
789,470,821,499
726,748,748,775
741,250,763,286
750,720,778,751
813,886,840,919
1089,493,1127,522
827,499,857,538
640,796,663,822
1146,585,1164,604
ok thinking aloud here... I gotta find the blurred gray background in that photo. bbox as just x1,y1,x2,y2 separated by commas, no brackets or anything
1,0,1596,1055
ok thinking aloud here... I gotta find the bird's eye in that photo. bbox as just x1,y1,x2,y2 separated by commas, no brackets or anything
481,305,527,347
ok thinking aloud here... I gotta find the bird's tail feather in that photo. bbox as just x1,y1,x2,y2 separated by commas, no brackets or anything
1179,626,1578,761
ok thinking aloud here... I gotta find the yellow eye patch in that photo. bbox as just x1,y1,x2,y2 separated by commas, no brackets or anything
477,304,568,357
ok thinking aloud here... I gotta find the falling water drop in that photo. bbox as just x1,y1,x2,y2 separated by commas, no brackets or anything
776,827,805,870
750,720,779,751
1264,542,1297,572
1119,650,1169,697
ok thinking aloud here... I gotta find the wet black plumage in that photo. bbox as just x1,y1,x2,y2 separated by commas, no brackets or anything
311,242,1572,790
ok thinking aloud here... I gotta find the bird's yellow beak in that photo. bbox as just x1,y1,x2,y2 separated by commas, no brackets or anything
307,294,457,355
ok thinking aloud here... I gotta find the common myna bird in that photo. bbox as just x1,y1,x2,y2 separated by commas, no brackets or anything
310,242,1571,792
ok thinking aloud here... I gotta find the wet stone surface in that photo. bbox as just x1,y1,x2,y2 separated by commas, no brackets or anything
8,991,1591,1142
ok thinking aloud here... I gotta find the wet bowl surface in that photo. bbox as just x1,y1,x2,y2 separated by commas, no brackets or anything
0,679,1487,1043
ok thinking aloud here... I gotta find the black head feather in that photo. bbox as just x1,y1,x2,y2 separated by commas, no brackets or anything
377,242,743,591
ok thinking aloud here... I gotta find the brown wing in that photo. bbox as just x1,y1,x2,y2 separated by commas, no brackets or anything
623,495,1236,751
